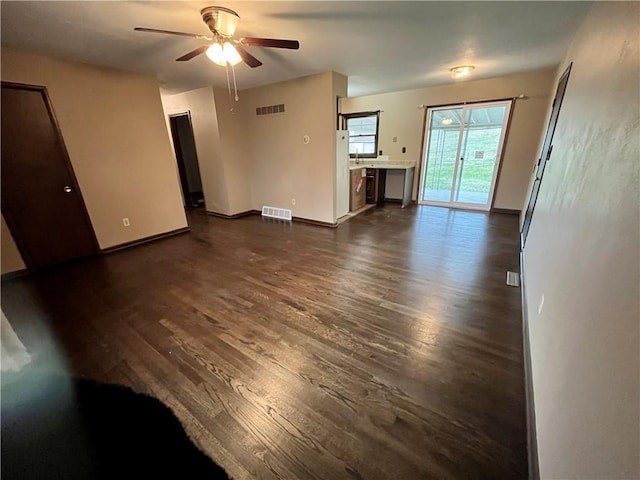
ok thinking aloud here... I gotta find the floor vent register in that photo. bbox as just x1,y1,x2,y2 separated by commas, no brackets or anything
261,206,292,221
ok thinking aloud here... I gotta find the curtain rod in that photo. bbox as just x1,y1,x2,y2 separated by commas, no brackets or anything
418,94,525,109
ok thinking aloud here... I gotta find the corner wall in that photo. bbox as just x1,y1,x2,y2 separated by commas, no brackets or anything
238,72,340,224
1,48,187,250
341,69,555,210
212,88,254,215
523,2,640,478
332,72,349,221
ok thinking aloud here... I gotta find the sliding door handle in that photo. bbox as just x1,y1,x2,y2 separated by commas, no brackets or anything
63,186,72,193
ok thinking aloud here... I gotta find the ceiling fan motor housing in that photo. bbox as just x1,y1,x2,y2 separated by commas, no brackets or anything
201,6,240,38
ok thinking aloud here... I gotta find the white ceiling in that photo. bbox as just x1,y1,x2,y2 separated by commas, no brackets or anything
1,1,590,97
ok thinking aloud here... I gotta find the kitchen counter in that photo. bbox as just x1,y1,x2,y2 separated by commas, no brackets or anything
349,161,415,171
348,160,415,208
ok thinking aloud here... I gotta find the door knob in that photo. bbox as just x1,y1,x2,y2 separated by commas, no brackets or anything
63,186,72,193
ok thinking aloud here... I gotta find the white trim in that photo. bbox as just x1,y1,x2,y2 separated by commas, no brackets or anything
420,200,492,212
418,100,513,212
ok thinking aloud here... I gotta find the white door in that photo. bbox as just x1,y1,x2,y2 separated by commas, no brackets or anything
336,130,350,219
418,101,512,211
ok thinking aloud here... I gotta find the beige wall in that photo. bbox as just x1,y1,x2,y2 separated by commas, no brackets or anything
1,215,26,274
1,48,187,249
161,88,232,214
523,2,639,478
237,72,340,224
341,69,555,210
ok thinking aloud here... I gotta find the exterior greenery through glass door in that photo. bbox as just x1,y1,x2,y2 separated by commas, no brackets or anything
418,101,512,210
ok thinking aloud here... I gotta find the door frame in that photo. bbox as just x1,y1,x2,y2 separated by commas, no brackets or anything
521,63,572,247
1,81,99,271
417,99,513,211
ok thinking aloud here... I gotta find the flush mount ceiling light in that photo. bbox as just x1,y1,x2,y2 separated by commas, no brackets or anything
450,65,475,79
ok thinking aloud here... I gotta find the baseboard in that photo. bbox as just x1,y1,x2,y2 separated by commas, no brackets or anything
101,227,190,254
1,268,29,282
206,210,259,219
291,216,338,228
380,198,418,204
206,209,337,228
492,208,521,215
520,251,540,480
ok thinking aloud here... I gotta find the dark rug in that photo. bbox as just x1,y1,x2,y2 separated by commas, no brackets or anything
1,374,230,479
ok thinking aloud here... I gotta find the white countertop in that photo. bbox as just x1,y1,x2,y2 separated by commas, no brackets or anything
349,160,416,171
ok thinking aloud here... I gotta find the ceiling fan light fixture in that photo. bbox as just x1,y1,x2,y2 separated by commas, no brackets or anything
206,41,242,66
451,65,475,79
206,42,226,65
223,42,242,65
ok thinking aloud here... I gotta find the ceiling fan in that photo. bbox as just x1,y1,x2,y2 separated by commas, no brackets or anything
134,6,300,68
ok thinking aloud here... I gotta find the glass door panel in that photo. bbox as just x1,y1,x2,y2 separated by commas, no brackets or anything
421,107,463,203
454,105,508,205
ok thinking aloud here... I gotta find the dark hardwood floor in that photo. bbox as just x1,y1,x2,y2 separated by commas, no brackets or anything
1,205,527,479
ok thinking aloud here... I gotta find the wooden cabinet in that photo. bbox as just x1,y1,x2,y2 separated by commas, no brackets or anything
350,168,366,211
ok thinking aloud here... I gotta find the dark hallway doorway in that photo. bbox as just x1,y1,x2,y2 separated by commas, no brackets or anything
169,113,204,209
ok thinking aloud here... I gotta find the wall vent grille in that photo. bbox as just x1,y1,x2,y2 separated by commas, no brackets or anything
261,206,292,221
256,104,285,116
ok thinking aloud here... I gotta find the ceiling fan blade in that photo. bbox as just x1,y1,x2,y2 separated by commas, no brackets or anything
235,45,263,68
176,45,209,62
134,27,212,40
240,38,300,50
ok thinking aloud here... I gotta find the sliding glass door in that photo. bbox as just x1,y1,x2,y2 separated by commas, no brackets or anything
418,101,511,210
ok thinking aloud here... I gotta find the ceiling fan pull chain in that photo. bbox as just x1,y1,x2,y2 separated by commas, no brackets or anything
224,61,233,108
231,62,239,102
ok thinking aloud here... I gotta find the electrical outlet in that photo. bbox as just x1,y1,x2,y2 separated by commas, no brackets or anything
538,294,545,314
402,146,407,153
122,218,130,227
392,136,398,143
291,198,296,206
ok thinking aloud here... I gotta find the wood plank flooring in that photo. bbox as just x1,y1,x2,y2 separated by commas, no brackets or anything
1,205,527,479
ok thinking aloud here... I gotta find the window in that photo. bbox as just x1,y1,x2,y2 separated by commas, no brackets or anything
343,111,379,158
